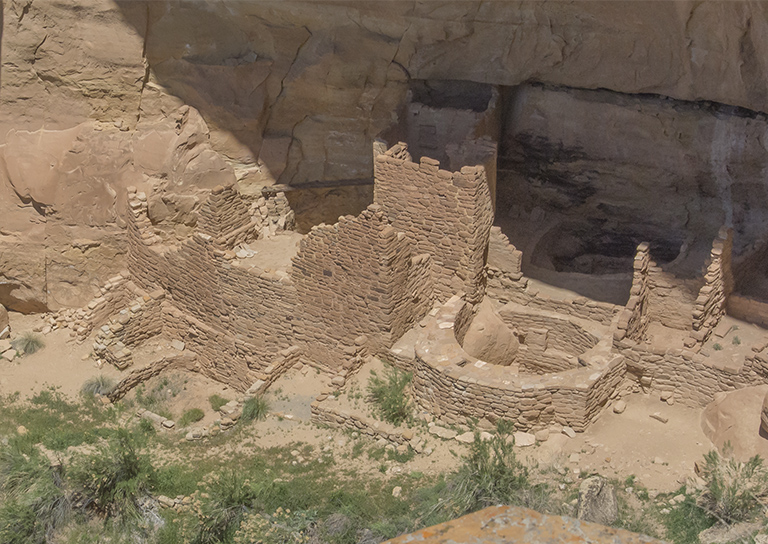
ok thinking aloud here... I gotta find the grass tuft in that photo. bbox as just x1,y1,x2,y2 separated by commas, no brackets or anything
11,332,44,356
241,396,269,423
696,446,768,524
80,375,116,397
209,394,229,412
178,408,205,428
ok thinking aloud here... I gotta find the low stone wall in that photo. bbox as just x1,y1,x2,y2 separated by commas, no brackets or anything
310,402,410,446
108,353,198,402
198,184,256,244
498,305,600,357
93,289,165,369
409,296,625,431
619,336,768,407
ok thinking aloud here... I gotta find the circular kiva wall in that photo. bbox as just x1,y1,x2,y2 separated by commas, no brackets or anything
411,296,625,431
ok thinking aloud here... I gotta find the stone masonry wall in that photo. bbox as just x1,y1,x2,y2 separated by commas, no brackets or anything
292,205,432,368
619,335,768,408
615,243,651,343
374,143,494,304
410,296,625,431
486,228,618,326
646,264,698,331
197,184,256,246
690,227,734,344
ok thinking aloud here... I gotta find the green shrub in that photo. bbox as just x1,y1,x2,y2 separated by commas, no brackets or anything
179,408,205,427
447,421,529,515
80,375,116,397
241,396,269,423
192,470,257,544
367,366,412,425
732,336,741,345
696,447,768,524
713,343,723,351
209,394,229,411
0,447,71,544
68,430,154,522
10,332,44,356
662,489,715,544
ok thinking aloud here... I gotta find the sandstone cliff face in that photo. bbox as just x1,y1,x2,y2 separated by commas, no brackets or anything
3,0,768,310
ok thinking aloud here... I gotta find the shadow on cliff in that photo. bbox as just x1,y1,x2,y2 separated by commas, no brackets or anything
113,0,301,186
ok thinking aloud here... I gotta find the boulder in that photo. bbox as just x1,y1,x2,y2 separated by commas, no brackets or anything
577,476,618,526
462,299,519,366
702,385,768,462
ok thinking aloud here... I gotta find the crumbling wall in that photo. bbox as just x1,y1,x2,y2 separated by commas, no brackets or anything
292,205,432,367
374,144,493,303
197,184,256,245
615,243,651,343
646,265,698,331
691,227,734,344
486,228,618,325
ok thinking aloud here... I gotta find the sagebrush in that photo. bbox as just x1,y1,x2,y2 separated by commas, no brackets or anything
367,366,412,425
696,446,768,524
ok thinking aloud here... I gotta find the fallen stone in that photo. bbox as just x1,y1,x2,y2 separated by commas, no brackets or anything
157,495,175,508
392,486,402,498
562,426,576,438
455,432,475,444
162,420,176,429
3,349,16,362
513,431,536,447
613,400,627,414
429,426,458,440
171,339,185,351
650,413,669,424
534,429,550,442
17,425,27,435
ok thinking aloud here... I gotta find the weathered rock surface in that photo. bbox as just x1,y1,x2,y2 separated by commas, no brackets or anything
701,385,768,462
462,299,519,366
577,476,619,526
5,0,768,311
384,505,662,544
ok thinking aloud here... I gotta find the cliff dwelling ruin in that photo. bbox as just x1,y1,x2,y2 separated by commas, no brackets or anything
4,77,763,440
6,1,768,541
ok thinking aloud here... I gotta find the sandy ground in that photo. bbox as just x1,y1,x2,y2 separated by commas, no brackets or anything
0,312,123,397
1,309,721,495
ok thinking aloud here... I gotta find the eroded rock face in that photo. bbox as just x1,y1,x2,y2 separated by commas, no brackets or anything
4,1,768,311
462,299,519,366
0,105,234,312
5,1,768,187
